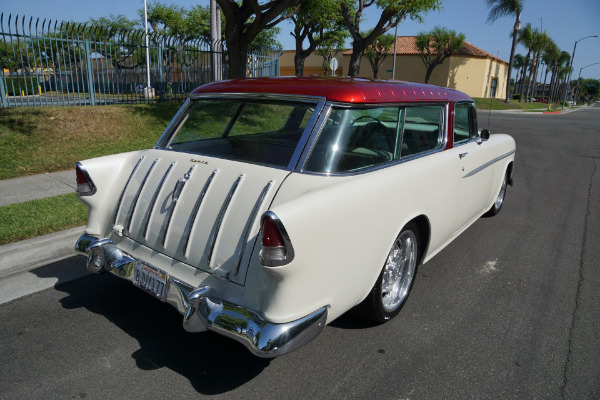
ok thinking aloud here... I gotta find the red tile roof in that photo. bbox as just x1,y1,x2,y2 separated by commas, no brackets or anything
343,36,507,64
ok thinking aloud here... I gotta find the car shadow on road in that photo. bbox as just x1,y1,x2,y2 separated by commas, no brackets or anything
40,257,270,395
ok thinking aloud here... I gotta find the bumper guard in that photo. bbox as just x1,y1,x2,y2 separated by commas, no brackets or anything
75,233,327,357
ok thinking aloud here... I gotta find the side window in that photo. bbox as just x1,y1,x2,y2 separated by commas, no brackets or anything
304,106,401,173
453,103,476,145
401,105,443,157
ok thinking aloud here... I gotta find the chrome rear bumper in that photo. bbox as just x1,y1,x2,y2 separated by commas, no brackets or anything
75,233,327,357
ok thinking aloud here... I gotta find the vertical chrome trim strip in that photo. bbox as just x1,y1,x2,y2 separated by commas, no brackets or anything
125,159,158,231
113,156,145,225
141,162,176,238
233,180,274,277
161,166,195,247
182,169,218,256
207,175,243,266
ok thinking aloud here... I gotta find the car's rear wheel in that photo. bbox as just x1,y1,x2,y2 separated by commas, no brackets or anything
484,171,508,217
358,222,420,322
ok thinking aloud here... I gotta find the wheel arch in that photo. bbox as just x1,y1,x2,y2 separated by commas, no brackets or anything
506,161,514,186
411,214,431,264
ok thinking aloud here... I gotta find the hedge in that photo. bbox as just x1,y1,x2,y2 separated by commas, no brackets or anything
2,77,40,96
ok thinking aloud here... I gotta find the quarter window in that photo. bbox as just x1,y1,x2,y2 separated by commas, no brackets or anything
453,103,476,144
401,105,443,157
304,104,445,174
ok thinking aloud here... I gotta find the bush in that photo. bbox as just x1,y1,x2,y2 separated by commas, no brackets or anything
2,77,40,96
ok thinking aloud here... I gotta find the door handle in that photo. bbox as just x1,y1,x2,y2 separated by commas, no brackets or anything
459,152,468,159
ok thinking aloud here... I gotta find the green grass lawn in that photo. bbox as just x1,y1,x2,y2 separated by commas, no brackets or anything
0,193,87,246
0,102,182,180
473,97,552,111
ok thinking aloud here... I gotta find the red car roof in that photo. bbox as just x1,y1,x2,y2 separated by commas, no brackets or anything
191,76,472,104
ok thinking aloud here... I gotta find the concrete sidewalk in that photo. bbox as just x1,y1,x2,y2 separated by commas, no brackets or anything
0,169,85,285
0,169,76,207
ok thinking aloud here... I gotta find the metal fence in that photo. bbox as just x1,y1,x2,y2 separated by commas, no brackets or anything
0,13,282,108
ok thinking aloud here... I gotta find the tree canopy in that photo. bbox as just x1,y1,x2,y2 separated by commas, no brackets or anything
341,0,440,77
485,0,524,101
364,32,395,79
290,0,348,76
415,26,465,83
216,0,306,79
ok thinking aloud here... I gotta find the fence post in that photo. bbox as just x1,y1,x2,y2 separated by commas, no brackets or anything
0,75,7,107
157,44,164,102
84,39,96,106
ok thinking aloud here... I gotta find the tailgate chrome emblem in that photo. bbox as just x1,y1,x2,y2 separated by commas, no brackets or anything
172,166,195,202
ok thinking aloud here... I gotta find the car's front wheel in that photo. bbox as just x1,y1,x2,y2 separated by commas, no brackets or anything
484,171,508,217
358,222,420,322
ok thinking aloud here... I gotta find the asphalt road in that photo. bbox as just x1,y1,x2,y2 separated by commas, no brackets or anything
1,106,599,399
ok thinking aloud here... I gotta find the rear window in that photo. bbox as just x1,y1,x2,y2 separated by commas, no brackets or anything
165,99,316,168
304,104,444,174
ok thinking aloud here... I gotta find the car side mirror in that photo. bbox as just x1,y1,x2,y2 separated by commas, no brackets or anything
480,129,490,141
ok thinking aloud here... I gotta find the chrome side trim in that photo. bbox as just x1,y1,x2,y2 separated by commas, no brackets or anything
161,166,195,247
207,174,243,266
154,98,193,149
233,180,274,277
188,92,326,103
462,149,516,179
125,159,158,231
182,169,218,256
113,156,145,225
141,162,176,238
74,234,328,358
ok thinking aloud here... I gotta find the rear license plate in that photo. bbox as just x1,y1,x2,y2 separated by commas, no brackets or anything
133,261,168,301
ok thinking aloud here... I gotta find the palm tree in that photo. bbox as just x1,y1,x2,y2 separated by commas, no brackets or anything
526,30,551,101
486,0,524,102
517,23,534,102
541,41,559,101
513,53,525,96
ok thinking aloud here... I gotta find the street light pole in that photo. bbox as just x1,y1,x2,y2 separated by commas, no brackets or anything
562,35,598,109
143,0,153,98
575,62,600,104
391,24,398,80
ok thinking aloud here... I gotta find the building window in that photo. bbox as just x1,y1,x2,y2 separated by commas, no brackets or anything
489,77,498,98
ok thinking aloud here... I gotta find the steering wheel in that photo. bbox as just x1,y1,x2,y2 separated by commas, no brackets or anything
350,115,385,128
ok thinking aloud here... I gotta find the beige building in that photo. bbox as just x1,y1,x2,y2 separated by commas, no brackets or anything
280,36,509,99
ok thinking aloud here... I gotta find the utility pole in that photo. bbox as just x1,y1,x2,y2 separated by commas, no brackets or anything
210,0,222,81
143,0,154,98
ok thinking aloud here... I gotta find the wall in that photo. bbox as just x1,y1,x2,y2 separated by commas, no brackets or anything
279,50,344,76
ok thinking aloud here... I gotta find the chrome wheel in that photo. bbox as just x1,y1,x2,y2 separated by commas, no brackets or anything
494,174,507,211
381,230,418,313
485,171,509,217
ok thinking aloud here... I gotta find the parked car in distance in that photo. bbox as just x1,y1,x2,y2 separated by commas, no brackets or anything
75,77,515,357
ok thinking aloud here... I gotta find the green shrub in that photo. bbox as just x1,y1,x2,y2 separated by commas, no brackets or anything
2,77,40,96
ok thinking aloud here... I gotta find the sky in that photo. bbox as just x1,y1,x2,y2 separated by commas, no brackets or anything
2,0,600,80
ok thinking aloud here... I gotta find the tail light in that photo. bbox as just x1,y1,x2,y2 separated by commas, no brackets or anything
260,211,294,267
76,162,96,196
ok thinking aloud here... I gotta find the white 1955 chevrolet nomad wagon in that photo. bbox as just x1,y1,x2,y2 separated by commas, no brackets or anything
75,77,515,357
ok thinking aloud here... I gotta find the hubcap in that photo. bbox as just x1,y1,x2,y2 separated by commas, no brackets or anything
381,230,417,312
494,175,507,210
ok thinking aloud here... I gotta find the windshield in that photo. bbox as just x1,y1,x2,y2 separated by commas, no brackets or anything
165,99,316,168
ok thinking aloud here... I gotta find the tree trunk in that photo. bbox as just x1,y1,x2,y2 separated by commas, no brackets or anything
519,51,531,103
424,66,434,84
348,39,365,77
226,38,248,79
505,14,520,102
294,52,307,76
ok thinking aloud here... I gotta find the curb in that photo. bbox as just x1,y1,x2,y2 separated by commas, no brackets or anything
0,226,85,279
